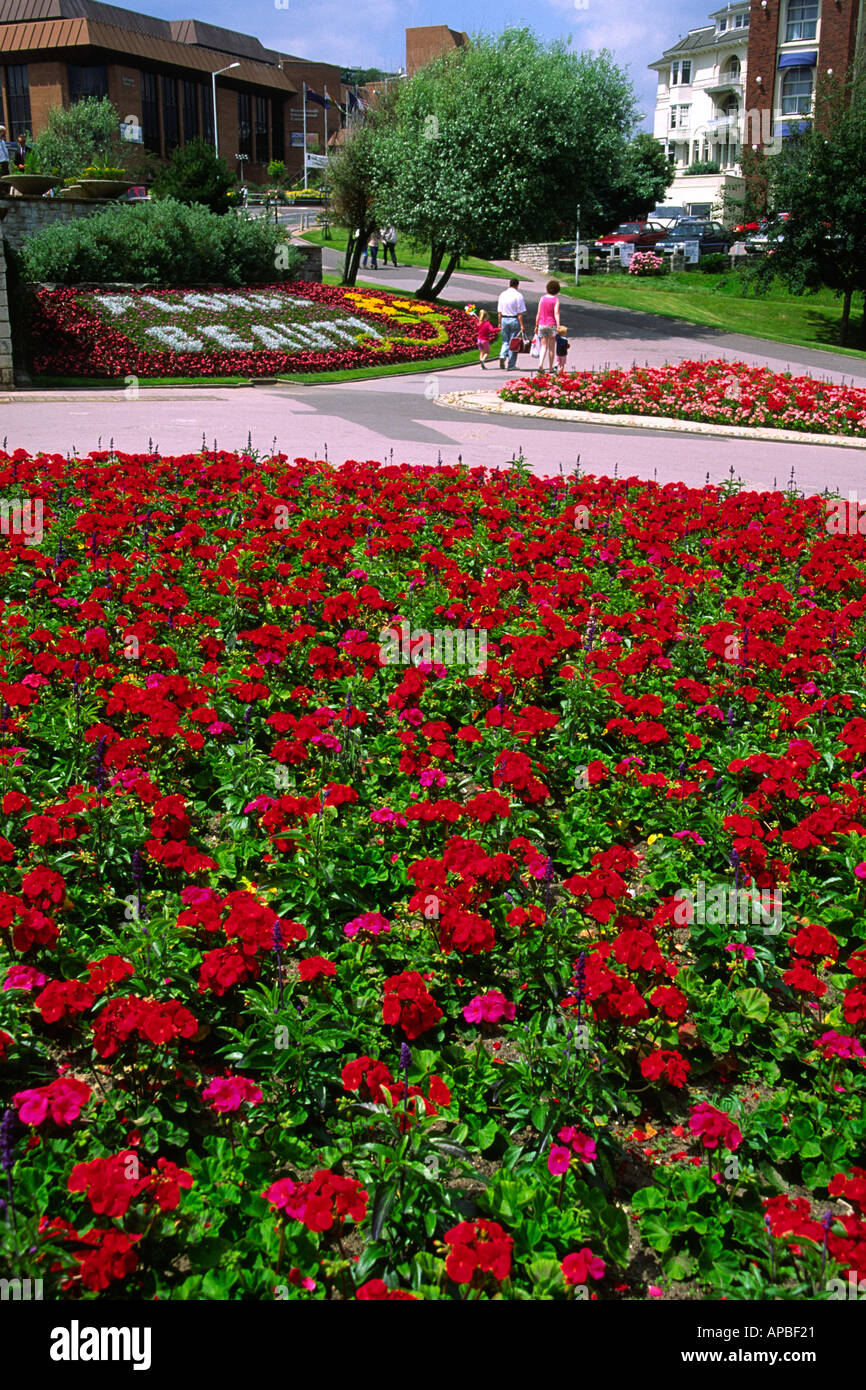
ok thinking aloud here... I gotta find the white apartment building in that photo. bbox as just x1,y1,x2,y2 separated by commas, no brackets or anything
649,4,751,220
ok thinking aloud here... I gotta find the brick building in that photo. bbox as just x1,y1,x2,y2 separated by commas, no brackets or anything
0,0,343,184
405,25,468,77
743,0,865,146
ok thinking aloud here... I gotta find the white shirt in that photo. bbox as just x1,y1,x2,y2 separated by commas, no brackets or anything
497,288,526,318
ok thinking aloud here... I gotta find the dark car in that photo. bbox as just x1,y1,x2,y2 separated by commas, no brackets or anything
658,220,733,257
594,221,669,259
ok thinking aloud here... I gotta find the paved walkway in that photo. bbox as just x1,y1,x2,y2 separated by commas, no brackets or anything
3,251,865,495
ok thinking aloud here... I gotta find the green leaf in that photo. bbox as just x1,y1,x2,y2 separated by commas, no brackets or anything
736,987,771,1023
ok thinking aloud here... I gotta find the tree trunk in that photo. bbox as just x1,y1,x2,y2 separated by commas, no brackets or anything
416,241,446,301
430,252,461,301
839,287,853,346
342,222,374,286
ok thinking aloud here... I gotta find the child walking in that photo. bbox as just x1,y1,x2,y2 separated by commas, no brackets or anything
554,326,569,373
474,308,498,368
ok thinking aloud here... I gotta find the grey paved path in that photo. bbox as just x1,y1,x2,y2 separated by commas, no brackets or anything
2,251,864,496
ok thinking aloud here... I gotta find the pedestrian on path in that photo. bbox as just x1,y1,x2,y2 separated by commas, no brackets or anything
367,229,381,269
534,279,561,375
555,326,569,373
356,229,369,266
473,308,498,368
497,278,527,370
381,227,398,266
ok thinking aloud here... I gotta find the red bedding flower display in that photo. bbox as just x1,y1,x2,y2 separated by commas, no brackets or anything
0,446,864,1305
501,359,866,437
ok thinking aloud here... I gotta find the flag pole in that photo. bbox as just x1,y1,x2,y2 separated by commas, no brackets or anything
303,82,308,189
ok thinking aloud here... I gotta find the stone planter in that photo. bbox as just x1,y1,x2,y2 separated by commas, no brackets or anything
77,179,133,200
58,185,85,200
0,174,60,197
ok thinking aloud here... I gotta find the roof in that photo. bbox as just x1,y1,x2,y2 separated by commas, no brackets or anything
648,22,748,68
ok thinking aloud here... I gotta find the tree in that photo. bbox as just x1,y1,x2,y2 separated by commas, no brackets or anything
592,132,672,231
755,64,866,346
327,91,398,285
376,28,639,299
30,97,123,181
151,139,235,215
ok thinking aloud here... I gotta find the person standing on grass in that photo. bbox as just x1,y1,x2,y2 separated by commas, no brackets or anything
497,277,526,370
381,227,398,266
534,278,561,375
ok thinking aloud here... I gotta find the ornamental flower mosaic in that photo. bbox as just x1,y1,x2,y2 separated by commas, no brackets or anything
0,448,865,1301
29,283,476,379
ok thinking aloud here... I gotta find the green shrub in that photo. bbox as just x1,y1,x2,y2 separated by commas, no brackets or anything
18,199,302,286
699,252,731,274
151,139,234,214
685,160,721,175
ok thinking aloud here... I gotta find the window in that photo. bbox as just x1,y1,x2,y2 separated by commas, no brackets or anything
670,105,678,129
734,12,749,26
254,94,268,164
180,80,199,142
724,55,741,80
237,91,251,157
141,71,159,151
786,0,818,42
681,60,692,84
5,65,31,139
67,65,108,102
717,18,727,32
781,65,813,114
271,98,285,163
679,104,691,128
201,84,214,146
161,74,179,151
671,61,679,85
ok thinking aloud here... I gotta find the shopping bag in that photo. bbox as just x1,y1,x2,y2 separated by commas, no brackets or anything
529,334,540,358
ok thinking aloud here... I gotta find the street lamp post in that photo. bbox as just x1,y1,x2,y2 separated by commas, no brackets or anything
212,62,240,157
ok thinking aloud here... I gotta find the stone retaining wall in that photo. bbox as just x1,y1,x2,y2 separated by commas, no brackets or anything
0,228,12,387
511,242,576,272
0,197,108,251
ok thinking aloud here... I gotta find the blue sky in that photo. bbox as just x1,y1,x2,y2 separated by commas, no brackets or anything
133,0,713,126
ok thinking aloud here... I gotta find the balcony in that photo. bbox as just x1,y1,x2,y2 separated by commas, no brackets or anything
705,78,744,98
704,115,739,135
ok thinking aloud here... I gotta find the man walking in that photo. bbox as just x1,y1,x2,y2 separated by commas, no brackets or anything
497,277,526,370
381,227,398,267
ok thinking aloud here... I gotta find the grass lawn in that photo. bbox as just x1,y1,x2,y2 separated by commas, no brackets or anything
302,226,519,282
561,269,866,359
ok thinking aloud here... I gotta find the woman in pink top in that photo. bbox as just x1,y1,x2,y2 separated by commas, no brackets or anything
534,278,561,375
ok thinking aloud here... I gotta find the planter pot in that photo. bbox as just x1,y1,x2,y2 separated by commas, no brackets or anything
77,179,133,200
0,174,61,196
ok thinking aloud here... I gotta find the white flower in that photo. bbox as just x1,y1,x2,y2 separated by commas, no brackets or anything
144,324,203,351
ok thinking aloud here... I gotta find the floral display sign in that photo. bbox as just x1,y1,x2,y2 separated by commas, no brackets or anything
501,359,866,438
29,283,477,379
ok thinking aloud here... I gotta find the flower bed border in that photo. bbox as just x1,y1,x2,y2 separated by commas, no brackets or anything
434,390,866,450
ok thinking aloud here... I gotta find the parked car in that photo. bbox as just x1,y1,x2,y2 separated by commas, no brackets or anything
593,221,669,259
658,220,733,257
649,206,685,229
745,212,791,253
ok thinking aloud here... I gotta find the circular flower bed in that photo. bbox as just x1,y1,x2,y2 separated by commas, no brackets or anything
29,282,477,379
500,359,866,437
0,450,865,1303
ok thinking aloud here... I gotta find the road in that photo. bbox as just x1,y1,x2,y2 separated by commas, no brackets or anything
3,248,864,494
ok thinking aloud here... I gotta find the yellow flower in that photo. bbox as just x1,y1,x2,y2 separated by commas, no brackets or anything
647,834,662,845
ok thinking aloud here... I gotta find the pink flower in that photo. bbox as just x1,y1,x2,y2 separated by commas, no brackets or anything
819,1031,866,1061
3,965,48,992
648,1284,664,1298
562,1248,605,1285
547,1145,572,1176
855,862,866,881
672,831,706,844
201,1075,264,1114
14,1077,91,1126
462,990,516,1024
344,912,391,939
724,942,756,960
557,1125,597,1162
